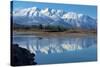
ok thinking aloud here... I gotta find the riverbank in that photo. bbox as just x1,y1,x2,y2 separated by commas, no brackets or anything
13,29,97,37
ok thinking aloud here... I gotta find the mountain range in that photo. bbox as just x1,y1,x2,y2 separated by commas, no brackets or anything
12,7,97,30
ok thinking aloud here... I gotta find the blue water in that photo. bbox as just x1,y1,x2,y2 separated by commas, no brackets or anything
13,34,97,64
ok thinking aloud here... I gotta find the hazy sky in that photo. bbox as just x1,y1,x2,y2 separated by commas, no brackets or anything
11,1,97,18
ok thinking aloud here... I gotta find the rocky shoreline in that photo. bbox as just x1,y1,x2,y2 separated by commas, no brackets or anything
11,44,37,66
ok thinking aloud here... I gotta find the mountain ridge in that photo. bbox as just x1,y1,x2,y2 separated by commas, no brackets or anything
12,7,97,30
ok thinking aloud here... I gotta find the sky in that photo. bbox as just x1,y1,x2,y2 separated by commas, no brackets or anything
11,1,97,18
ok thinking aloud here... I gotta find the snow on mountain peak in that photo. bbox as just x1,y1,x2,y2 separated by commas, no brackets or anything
31,7,38,10
62,12,79,19
13,7,39,16
51,9,57,14
44,8,50,11
13,7,96,29
40,8,51,16
56,10,64,16
78,13,84,18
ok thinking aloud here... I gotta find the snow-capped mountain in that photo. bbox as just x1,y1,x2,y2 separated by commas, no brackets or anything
12,7,97,29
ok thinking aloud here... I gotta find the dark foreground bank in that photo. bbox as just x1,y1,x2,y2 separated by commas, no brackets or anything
11,44,37,66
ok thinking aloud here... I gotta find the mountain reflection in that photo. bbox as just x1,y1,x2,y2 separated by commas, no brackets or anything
13,35,96,54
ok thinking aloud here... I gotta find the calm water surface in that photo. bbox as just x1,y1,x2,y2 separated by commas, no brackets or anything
12,34,97,64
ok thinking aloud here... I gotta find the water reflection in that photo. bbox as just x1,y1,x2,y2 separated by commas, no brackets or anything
13,35,97,54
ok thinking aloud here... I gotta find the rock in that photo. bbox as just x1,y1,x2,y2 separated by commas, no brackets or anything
11,44,37,66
